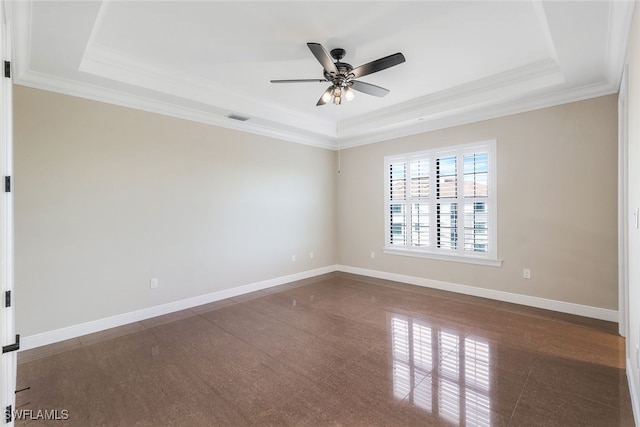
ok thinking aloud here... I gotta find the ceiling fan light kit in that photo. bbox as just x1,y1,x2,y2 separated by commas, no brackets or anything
271,42,405,106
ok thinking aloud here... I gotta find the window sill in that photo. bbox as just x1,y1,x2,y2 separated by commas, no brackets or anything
383,248,503,267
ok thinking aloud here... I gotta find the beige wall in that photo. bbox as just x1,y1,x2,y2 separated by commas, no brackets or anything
14,86,337,336
337,95,618,309
624,2,640,417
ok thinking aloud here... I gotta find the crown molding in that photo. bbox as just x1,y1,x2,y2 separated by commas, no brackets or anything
337,58,564,139
79,41,337,139
14,65,619,152
337,79,618,149
15,69,337,150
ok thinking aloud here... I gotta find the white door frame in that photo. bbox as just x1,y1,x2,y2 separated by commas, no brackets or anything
619,66,629,339
0,0,16,425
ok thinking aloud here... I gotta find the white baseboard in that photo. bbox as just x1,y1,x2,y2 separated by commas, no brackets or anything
20,265,337,351
628,361,640,427
22,263,620,351
336,265,619,322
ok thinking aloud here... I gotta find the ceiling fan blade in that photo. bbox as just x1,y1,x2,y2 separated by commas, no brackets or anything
307,42,338,75
350,80,390,97
316,86,334,106
350,52,406,79
270,79,328,83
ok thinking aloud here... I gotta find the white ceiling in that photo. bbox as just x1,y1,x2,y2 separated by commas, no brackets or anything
10,1,635,149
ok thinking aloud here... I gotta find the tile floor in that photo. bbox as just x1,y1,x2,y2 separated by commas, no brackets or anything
15,273,636,426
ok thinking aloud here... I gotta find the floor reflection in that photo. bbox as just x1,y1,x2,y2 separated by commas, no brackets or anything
391,314,491,426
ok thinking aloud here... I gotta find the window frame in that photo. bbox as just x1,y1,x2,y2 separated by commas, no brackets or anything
383,140,501,267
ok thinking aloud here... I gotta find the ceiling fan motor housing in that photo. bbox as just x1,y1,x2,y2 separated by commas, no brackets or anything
324,48,354,87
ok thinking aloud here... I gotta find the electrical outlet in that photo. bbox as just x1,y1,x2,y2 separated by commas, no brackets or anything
150,278,159,289
291,255,296,263
309,252,314,259
523,269,531,279
370,251,376,259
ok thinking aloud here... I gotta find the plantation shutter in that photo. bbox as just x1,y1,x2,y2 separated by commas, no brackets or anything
384,140,497,264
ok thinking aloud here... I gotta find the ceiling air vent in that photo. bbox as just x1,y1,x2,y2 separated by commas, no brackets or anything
227,114,250,122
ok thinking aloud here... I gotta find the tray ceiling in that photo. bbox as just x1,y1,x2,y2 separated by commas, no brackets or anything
10,1,635,149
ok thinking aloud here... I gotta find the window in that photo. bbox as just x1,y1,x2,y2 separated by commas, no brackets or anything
384,140,499,266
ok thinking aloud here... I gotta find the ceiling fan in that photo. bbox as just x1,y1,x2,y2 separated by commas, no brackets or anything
270,42,406,106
